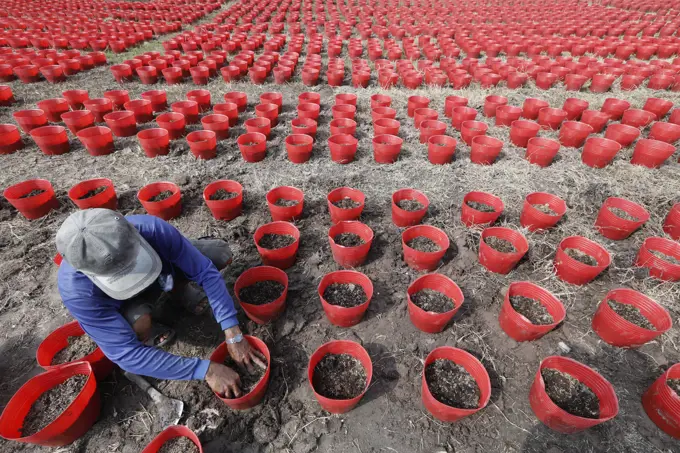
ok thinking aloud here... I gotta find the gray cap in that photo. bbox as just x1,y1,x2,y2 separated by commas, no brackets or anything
56,209,162,300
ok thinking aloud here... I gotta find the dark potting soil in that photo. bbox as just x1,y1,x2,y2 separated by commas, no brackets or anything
466,200,495,212
274,198,299,207
564,248,598,266
312,353,367,399
78,186,107,199
238,280,285,305
510,296,554,325
396,199,425,211
406,236,441,253
223,356,268,395
323,282,367,307
333,233,365,247
52,335,98,365
607,299,655,330
258,233,296,250
667,378,680,396
651,249,680,265
484,236,517,253
533,203,557,216
158,437,199,453
21,375,88,437
608,207,639,222
411,289,455,313
541,368,600,419
209,188,238,201
333,197,361,209
148,190,173,202
424,359,480,409
20,189,45,198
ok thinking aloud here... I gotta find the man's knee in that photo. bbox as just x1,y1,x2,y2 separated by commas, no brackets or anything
132,313,152,342
190,238,232,270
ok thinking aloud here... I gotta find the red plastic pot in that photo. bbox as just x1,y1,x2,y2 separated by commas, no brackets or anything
298,103,320,120
451,106,477,130
499,282,565,341
0,85,15,106
479,227,528,274
0,124,23,155
254,221,300,269
171,101,199,125
523,98,550,120
36,320,113,378
643,98,673,121
483,95,508,118
138,182,181,220
0,361,99,447
103,111,136,137
559,121,593,148
328,134,358,164
371,134,402,164
371,107,397,122
291,118,317,139
329,119,356,137
554,236,611,285
137,128,170,157
187,130,217,160
631,139,676,168
461,191,504,227
604,123,640,148
13,109,48,133
213,103,238,127
422,347,491,422
209,336,270,410
14,64,40,83
308,340,372,413
235,267,288,324
538,108,567,130
61,90,88,110
83,99,113,123
564,74,588,91
318,270,373,327
664,204,680,240
203,180,243,221
327,187,365,223
244,118,272,139
237,132,267,162
123,99,153,124
460,121,488,146
509,120,540,148
104,90,130,111
581,110,610,133
328,221,373,268
407,274,463,333
635,237,680,281
427,135,456,165
470,136,503,165
36,99,69,122
520,192,567,232
299,92,321,105
530,356,618,433
444,96,468,118
255,103,279,127
40,65,65,83
525,137,560,167
332,104,356,121
495,105,522,127
266,186,304,222
110,64,133,83
582,137,622,168
590,74,616,93
155,113,185,140
223,92,247,114
592,288,671,348
373,118,400,136
68,178,117,210
141,426,203,453
370,94,391,108
595,197,650,240
414,108,438,129
261,92,284,112
419,120,447,144
285,134,313,163
392,188,429,227
402,225,449,272
407,96,430,117
162,67,183,84
136,66,158,85
77,126,114,156
649,122,680,144
140,90,167,113
4,179,59,220
642,363,680,439
622,109,655,129
30,126,69,155
601,98,630,121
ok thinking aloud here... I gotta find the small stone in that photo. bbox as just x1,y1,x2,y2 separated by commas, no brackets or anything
557,342,571,354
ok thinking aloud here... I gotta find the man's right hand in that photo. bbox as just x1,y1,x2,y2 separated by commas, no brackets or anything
205,362,242,398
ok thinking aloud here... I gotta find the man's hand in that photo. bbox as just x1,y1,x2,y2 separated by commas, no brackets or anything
224,326,267,373
205,362,242,398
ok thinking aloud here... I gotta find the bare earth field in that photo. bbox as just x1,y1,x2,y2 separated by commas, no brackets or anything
1,14,680,453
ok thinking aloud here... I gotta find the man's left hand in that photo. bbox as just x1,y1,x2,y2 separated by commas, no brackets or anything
224,326,267,373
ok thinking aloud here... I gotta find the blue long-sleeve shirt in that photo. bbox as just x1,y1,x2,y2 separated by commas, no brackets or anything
57,215,238,381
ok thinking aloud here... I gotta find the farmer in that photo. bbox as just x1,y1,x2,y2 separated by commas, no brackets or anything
55,208,265,398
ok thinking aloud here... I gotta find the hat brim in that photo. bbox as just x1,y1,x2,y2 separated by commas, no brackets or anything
87,229,162,300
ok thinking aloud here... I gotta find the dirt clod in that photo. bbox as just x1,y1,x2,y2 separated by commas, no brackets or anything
274,198,299,207
608,207,639,222
223,356,268,395
541,368,600,419
425,359,480,409
466,200,495,212
333,197,361,209
78,186,107,199
650,249,680,265
158,436,199,453
510,296,554,325
333,233,365,247
239,280,285,305
149,190,173,202
564,248,598,266
323,282,367,307
209,188,238,200
607,299,655,330
396,199,425,211
312,353,367,399
22,375,88,437
258,233,296,250
533,203,557,215
52,335,98,365
406,236,441,252
20,189,45,198
411,289,455,313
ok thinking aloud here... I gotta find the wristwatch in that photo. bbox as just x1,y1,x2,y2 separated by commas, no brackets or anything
225,333,244,344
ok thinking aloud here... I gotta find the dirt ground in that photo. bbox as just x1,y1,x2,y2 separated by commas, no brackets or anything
2,7,680,453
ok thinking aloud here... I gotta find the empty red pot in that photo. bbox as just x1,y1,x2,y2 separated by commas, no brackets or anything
370,94,391,108
77,126,114,156
422,347,490,422
103,111,136,137
30,126,69,155
479,227,528,274
171,101,199,124
36,99,69,122
285,134,313,163
371,107,397,122
622,109,655,129
0,85,15,106
141,426,203,453
155,113,185,140
525,137,560,167
266,186,304,221
329,221,373,268
559,121,593,148
318,270,373,327
162,67,183,84
327,187,365,223
461,191,504,227
414,108,438,129
521,192,567,231
495,105,522,127
483,95,508,118
643,98,673,120
580,110,610,133
82,99,113,123
371,134,402,163
530,356,618,433
635,237,680,282
664,204,680,240
187,130,217,160
470,136,503,165
261,92,284,112
13,109,48,133
138,182,181,220
123,100,153,124
601,98,630,121
407,273,463,333
237,132,267,162
332,104,356,121
509,120,540,148
460,120,488,146
308,340,372,413
254,221,300,269
604,123,640,148
291,118,317,139
62,90,88,110
4,179,59,220
428,135,456,164
595,197,650,240
499,282,565,341
523,98,550,120
582,137,622,168
140,90,167,113
554,236,611,285
445,96,468,117
649,122,680,144
299,92,321,105
538,108,568,130
14,64,40,83
407,96,430,117
244,118,271,139
136,66,158,84
392,188,429,227
104,90,130,111
373,118,400,136
235,267,288,324
451,106,477,130
137,129,170,157
224,92,247,113
565,74,588,91
402,225,449,272
631,139,676,168
203,180,243,221
68,178,117,210
298,102,320,120
590,74,616,93
0,124,23,155
642,363,680,439
255,103,279,127
110,64,132,82
328,134,358,164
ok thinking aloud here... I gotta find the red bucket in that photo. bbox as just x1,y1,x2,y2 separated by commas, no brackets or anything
428,135,456,164
234,266,288,324
592,288,672,348
77,126,114,156
330,119,357,137
318,270,373,327
30,126,70,155
559,121,593,148
525,137,560,167
407,273,463,333
36,98,69,122
635,237,680,282
13,109,47,133
554,236,611,285
0,124,23,155
137,182,181,220
445,96,468,117
649,122,680,144
622,109,655,129
187,130,217,160
62,90,89,110
328,134,358,164
479,227,528,274
141,426,203,453
298,103,320,120
461,191,504,227
470,135,503,165
238,132,267,162
483,95,508,118
664,204,680,240
285,134,313,163
402,225,450,272
370,94,391,108
460,120,488,146
510,119,541,147
538,108,568,130
530,356,618,433
580,110,610,133
520,192,566,232
203,180,243,221
308,340,372,413
601,98,630,121
495,105,522,127
373,134,403,163
200,114,230,141
451,106,477,130
214,102,239,126
595,197,650,240
499,282,565,342
407,95,430,117
563,98,589,120
68,178,117,210
631,139,676,168
422,347,491,422
329,221,373,268
291,118,317,139
171,101,199,124
392,188,429,227
523,98,550,120
224,91,247,113
83,99,113,123
266,186,304,222
642,363,680,439
137,128,170,157
373,118,400,136
3,179,59,220
582,137,621,168
604,123,640,148
244,118,271,139
103,111,136,137
327,187,365,223
254,221,300,269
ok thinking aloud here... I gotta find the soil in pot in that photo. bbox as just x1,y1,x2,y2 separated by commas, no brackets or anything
424,358,480,409
564,248,597,266
238,280,285,305
466,200,495,212
20,189,45,198
258,233,296,250
210,188,238,200
608,207,638,222
323,283,367,307
149,190,173,202
52,335,98,364
541,368,600,419
158,437,199,453
650,249,680,265
78,186,107,199
333,197,361,209
406,236,441,252
606,300,655,330
510,296,554,325
333,233,365,247
397,199,425,211
484,236,516,253
533,203,557,216
223,356,268,394
274,198,299,207
312,353,367,399
667,378,680,395
411,289,454,313
21,374,88,436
